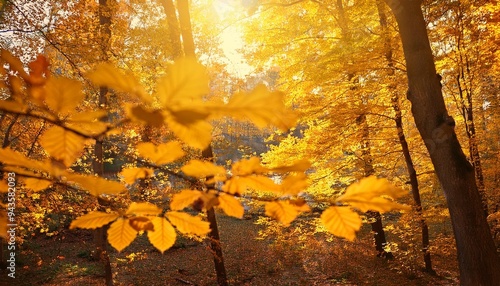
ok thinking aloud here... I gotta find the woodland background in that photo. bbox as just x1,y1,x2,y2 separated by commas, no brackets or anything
0,0,499,285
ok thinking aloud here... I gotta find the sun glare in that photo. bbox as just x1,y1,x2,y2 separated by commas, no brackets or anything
212,0,253,77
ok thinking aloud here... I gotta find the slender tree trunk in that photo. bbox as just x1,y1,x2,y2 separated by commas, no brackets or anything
94,1,113,285
176,2,229,285
384,0,500,284
159,0,183,59
358,114,393,259
376,0,432,271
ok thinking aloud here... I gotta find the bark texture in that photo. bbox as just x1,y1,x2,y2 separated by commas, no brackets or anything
385,0,500,285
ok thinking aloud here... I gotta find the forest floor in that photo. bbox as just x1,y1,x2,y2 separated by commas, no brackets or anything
2,213,460,286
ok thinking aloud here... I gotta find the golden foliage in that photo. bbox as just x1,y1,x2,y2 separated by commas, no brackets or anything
137,142,185,165
107,218,138,252
147,217,177,253
69,211,120,230
320,206,362,241
165,211,210,236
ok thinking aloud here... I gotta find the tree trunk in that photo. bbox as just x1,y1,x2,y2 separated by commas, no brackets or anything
176,2,229,285
94,1,113,285
376,0,432,271
159,0,183,59
384,0,500,284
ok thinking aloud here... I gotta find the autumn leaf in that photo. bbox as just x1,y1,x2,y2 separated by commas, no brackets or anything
181,160,226,180
170,189,203,211
65,173,126,196
321,206,362,241
40,126,87,167
107,218,138,252
87,63,151,103
129,217,155,232
69,211,119,230
24,178,52,192
165,211,210,235
280,173,309,195
223,175,280,195
269,159,311,173
212,85,296,131
265,201,299,226
65,110,108,136
218,194,244,219
44,77,84,115
126,105,165,127
156,57,209,109
231,157,268,176
126,202,162,216
147,217,176,254
137,141,185,165
120,167,154,185
0,148,50,172
164,112,212,150
337,176,410,213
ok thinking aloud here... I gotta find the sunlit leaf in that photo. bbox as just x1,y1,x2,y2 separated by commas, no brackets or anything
212,85,296,131
170,189,203,211
337,176,410,213
265,201,299,226
137,141,185,165
223,175,279,195
165,211,210,236
231,157,268,176
218,194,244,219
126,202,162,216
120,167,154,185
181,160,226,179
0,148,49,172
44,77,84,115
24,178,52,192
107,218,138,252
87,63,151,103
147,217,176,254
280,173,309,195
156,57,209,108
69,211,119,230
270,159,311,173
321,206,362,241
66,173,126,196
40,126,87,167
0,99,27,113
165,112,212,150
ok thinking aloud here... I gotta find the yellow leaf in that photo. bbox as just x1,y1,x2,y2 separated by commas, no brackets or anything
126,202,162,216
107,218,138,252
212,85,296,131
66,111,108,136
170,189,203,211
265,201,299,226
280,173,309,195
337,176,410,213
0,99,27,113
40,126,87,167
137,141,185,165
181,160,226,179
66,173,126,196
67,110,107,122
344,197,411,213
147,217,176,254
126,105,165,127
156,57,209,109
69,211,119,230
44,77,84,115
0,148,49,172
1,49,29,80
223,175,279,195
231,157,268,176
87,63,151,103
120,167,154,185
218,194,244,218
129,217,155,232
270,159,311,173
320,206,362,241
24,178,52,192
165,211,210,236
165,112,212,150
